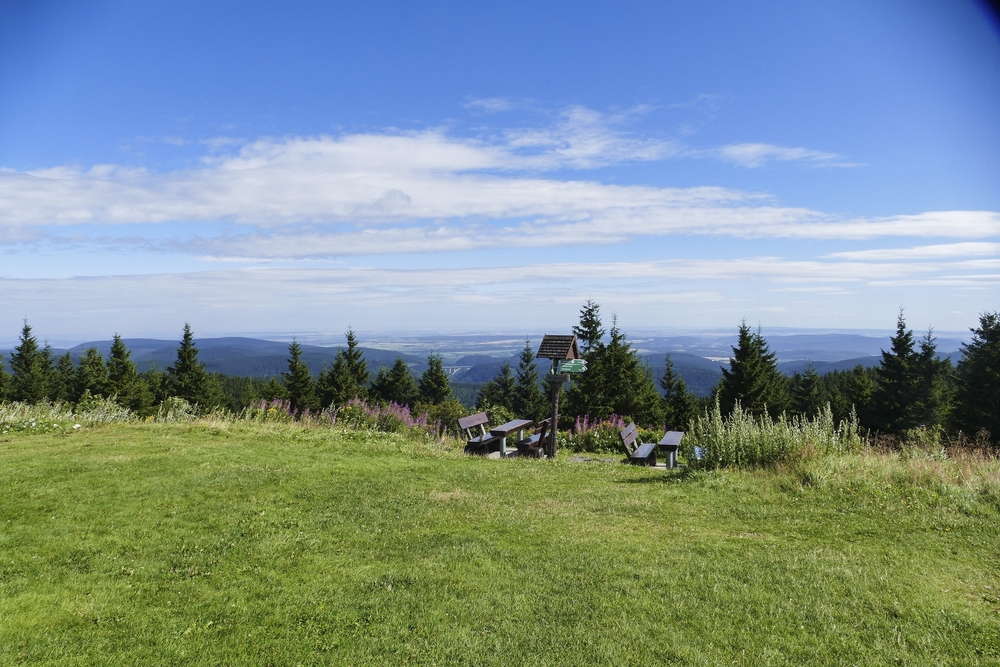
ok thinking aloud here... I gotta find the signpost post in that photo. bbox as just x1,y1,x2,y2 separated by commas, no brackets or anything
536,335,583,459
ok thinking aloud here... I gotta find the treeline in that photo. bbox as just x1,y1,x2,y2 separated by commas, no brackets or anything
0,323,470,425
473,300,999,446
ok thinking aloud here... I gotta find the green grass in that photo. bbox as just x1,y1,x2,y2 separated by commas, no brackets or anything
1,422,999,665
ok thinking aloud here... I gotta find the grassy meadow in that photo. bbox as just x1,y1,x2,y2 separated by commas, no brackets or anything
1,420,999,665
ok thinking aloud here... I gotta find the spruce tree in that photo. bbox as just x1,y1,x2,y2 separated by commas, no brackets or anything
661,354,697,430
317,329,369,407
341,329,368,394
75,347,109,400
0,353,11,401
316,358,348,408
847,365,878,429
821,366,875,427
282,339,318,413
142,368,172,405
513,339,547,421
10,321,49,403
370,358,418,406
873,311,921,433
573,299,606,355
259,377,290,402
107,335,151,412
718,321,787,418
167,323,213,407
912,329,952,428
418,354,452,404
952,311,1000,444
565,300,607,419
790,364,825,418
51,352,76,403
40,343,58,400
476,362,516,411
595,317,663,424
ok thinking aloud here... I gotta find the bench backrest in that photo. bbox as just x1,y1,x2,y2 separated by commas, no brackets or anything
534,418,551,444
619,423,638,456
458,412,489,431
458,412,490,440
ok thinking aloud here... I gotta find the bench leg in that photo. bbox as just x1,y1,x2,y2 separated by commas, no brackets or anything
500,436,507,457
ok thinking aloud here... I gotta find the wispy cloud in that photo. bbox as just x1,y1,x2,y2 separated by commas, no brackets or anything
464,96,518,112
827,242,1000,261
669,93,731,116
2,255,995,337
714,142,856,168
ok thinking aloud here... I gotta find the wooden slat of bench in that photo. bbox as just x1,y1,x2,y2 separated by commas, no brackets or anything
516,419,549,450
458,412,489,431
468,433,500,446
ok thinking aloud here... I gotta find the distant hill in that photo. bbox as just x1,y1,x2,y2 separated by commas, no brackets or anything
641,353,725,397
0,337,425,378
777,356,882,375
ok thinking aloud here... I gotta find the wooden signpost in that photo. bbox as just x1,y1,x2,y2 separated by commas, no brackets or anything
535,335,582,458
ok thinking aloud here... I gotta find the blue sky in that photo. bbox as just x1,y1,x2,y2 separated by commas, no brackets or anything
1,0,998,343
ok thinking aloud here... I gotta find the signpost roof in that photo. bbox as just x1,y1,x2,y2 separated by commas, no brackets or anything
536,335,580,360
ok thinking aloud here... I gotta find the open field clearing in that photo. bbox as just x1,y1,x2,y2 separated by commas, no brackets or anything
1,422,999,665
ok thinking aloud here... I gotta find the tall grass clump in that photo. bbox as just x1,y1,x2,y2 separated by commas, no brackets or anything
0,396,133,434
333,398,435,435
685,398,863,469
238,398,302,424
0,401,75,434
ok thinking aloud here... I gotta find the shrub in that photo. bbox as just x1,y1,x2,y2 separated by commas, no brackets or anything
899,425,948,461
418,399,467,438
685,398,862,469
156,397,197,423
76,393,133,423
481,404,516,430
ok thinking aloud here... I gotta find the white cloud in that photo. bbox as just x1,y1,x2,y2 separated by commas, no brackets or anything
501,105,678,168
827,242,1000,260
0,110,995,259
715,142,854,168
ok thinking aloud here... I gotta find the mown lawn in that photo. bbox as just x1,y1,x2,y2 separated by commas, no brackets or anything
1,422,998,665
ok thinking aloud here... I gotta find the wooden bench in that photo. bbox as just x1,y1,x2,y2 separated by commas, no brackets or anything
619,422,657,466
458,412,501,455
515,418,550,458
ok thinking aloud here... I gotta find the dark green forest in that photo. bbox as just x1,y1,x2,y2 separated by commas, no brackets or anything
1,303,998,446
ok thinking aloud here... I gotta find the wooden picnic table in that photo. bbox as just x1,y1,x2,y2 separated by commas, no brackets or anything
658,431,684,468
490,419,534,457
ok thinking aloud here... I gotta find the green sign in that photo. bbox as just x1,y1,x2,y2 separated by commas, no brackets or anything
558,359,587,374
